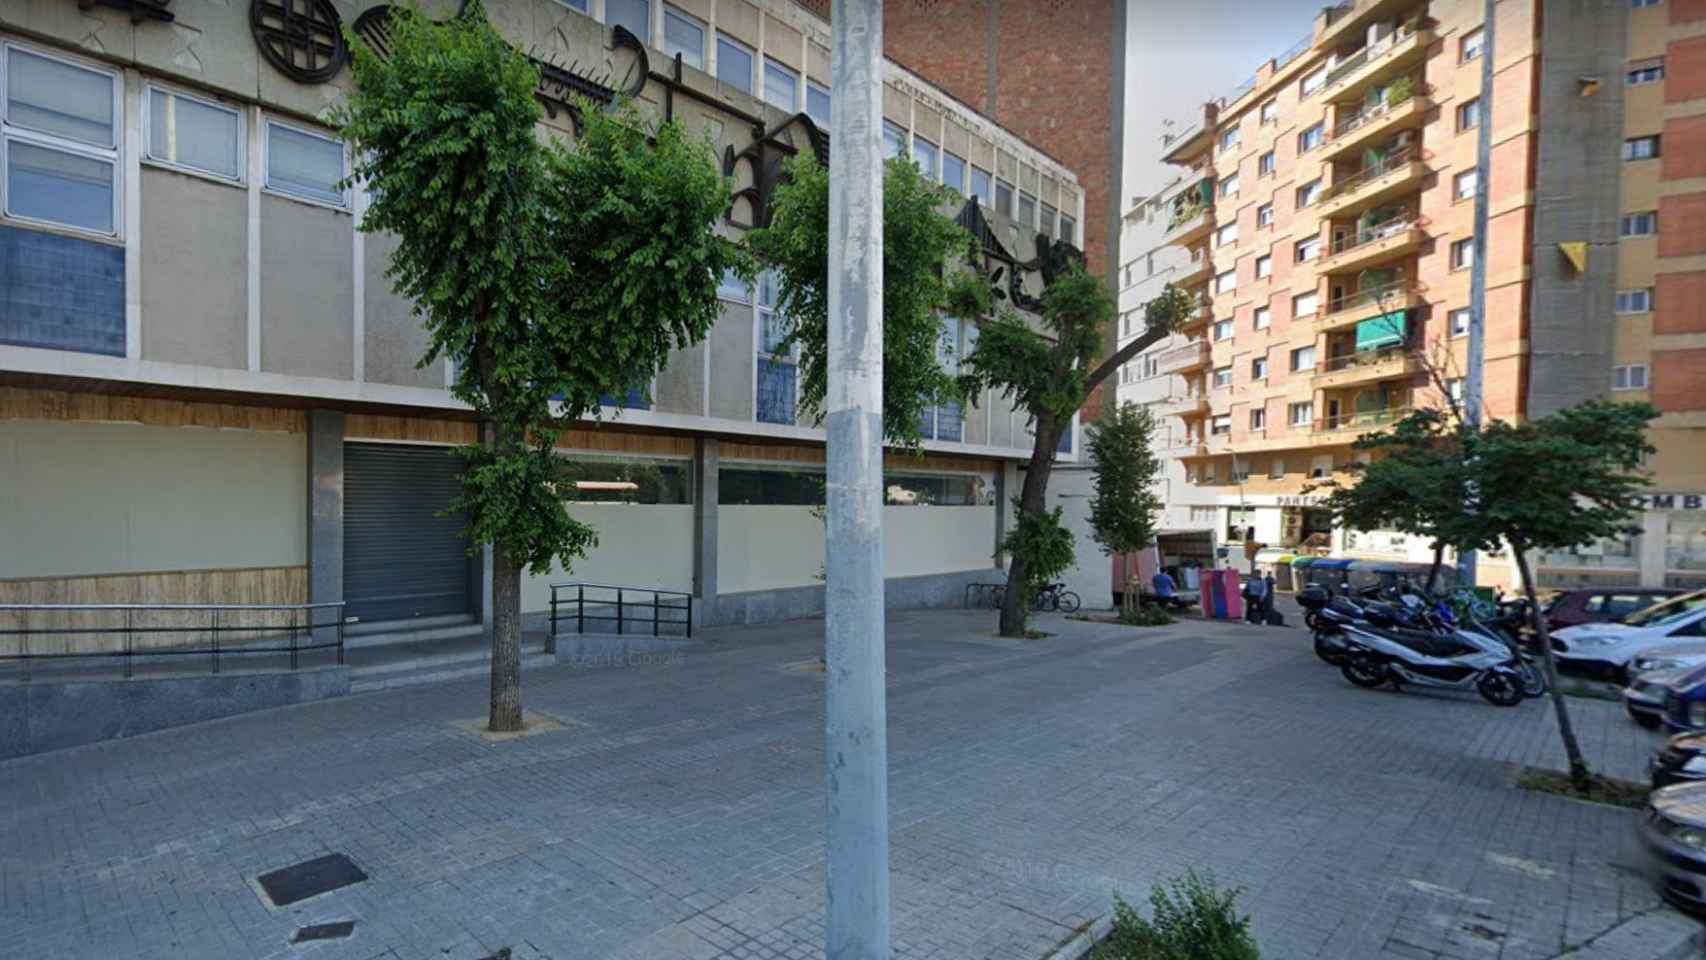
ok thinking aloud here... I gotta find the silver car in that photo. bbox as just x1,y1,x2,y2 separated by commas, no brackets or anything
1627,667,1694,729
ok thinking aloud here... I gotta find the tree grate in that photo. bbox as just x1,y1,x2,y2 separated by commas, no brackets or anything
257,854,367,908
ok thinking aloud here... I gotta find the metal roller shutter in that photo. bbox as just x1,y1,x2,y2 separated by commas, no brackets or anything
343,443,471,622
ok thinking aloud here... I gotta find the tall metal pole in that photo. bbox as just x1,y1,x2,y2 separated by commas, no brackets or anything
1459,0,1495,588
824,1,890,958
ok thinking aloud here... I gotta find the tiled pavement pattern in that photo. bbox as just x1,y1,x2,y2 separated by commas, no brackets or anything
0,610,1691,959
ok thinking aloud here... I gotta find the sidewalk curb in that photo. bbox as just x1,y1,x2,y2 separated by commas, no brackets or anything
1046,914,1114,960
1563,909,1704,959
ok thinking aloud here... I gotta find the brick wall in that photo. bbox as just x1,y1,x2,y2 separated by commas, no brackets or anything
1655,271,1706,336
1658,192,1706,258
1662,115,1706,181
1667,35,1706,103
1673,0,1706,25
1653,348,1706,412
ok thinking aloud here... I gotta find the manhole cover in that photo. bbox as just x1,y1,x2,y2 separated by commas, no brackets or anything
292,920,356,943
257,854,367,907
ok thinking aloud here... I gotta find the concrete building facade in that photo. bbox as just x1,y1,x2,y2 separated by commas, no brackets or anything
0,0,1087,645
1116,0,1706,592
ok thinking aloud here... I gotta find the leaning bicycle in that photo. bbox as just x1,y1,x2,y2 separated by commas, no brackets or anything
1034,582,1081,614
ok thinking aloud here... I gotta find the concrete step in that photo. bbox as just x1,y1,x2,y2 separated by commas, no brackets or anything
343,617,484,649
350,644,551,694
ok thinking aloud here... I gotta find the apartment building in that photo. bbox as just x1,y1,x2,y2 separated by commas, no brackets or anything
1117,0,1706,591
0,0,1085,637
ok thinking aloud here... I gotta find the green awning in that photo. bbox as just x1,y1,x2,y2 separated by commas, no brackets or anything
1355,309,1409,350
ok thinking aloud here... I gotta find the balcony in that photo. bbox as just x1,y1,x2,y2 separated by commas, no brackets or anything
1156,394,1211,419
1310,346,1422,390
1163,438,1209,459
1319,0,1423,51
1324,27,1433,105
1315,150,1427,219
1318,281,1423,332
1321,94,1430,163
1175,253,1213,289
1316,220,1424,275
1313,405,1413,440
1164,202,1215,246
1155,339,1212,375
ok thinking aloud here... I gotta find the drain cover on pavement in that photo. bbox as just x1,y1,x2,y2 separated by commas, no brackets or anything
257,854,367,907
291,921,357,943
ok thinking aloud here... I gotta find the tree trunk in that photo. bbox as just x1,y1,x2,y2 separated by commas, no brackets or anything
489,536,524,732
1424,541,1445,594
998,416,1059,637
1513,546,1591,789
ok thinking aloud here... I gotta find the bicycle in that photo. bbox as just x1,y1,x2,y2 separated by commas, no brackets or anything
1034,582,1081,614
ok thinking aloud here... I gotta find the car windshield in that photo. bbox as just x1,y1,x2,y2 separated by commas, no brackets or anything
1623,591,1706,628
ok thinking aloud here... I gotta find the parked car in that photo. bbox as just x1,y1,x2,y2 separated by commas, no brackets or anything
1664,663,1706,735
1651,731,1706,789
1545,587,1684,633
1550,590,1706,682
1638,781,1706,912
1631,643,1706,679
1626,666,1696,729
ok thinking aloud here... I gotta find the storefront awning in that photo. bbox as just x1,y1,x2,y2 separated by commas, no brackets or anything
1354,309,1408,350
1312,558,1355,571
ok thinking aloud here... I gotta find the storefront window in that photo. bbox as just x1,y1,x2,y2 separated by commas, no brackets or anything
1541,534,1640,569
883,472,990,506
1670,515,1706,572
559,456,693,504
719,463,823,506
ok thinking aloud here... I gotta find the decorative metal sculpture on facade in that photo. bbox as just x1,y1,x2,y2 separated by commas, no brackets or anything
252,0,348,84
77,0,174,24
955,198,1082,313
723,114,828,230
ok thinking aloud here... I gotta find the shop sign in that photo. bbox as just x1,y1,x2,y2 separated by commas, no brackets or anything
1641,494,1705,511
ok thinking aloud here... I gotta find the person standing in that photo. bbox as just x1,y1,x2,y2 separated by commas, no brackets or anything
1244,572,1268,624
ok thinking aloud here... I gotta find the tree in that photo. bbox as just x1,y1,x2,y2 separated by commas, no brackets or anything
747,154,981,447
1468,400,1658,789
338,4,742,731
1086,401,1164,560
962,274,1194,636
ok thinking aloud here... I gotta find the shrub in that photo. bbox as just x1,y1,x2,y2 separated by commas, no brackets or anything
1120,604,1176,627
1094,872,1260,960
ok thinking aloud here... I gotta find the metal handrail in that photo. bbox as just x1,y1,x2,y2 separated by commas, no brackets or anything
547,582,692,649
0,601,346,682
1316,406,1414,431
1326,278,1418,314
1321,146,1423,202
1330,85,1429,140
1327,217,1421,256
1320,344,1412,373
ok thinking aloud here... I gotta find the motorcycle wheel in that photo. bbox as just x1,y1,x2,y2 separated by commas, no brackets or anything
1340,653,1388,689
1057,591,1081,614
1313,630,1346,666
1478,670,1524,707
1518,661,1548,698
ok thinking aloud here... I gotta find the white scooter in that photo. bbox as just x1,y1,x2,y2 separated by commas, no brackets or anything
1337,602,1529,707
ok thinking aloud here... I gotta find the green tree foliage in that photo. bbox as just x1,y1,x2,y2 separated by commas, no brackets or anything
747,154,980,448
1086,402,1164,557
962,279,1194,635
337,2,742,730
1093,871,1260,960
998,503,1075,605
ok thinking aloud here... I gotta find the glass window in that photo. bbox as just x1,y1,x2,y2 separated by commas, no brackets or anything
717,267,749,302
1624,135,1660,160
1255,254,1272,278
1220,173,1240,198
558,0,589,10
971,167,993,206
1450,307,1471,337
2,47,120,234
1059,213,1076,243
1293,291,1319,318
942,151,966,193
1613,364,1649,390
1215,222,1238,247
883,121,906,161
1451,237,1475,269
6,48,115,147
1260,100,1277,125
605,0,651,44
1254,306,1271,329
1017,190,1036,226
1219,126,1241,151
1628,64,1664,85
663,8,705,71
1039,202,1057,239
6,141,114,233
716,35,753,94
763,58,799,111
1298,123,1324,153
1214,269,1236,294
719,463,824,505
1457,98,1481,131
1213,319,1234,341
1617,288,1653,314
1296,179,1322,208
1252,357,1268,380
1291,345,1316,371
559,456,692,504
755,271,796,425
1461,27,1484,62
1258,151,1276,176
995,177,1014,216
1257,202,1274,227
1295,236,1320,262
911,134,938,178
266,122,345,206
1211,415,1231,435
1289,401,1313,426
1300,66,1327,97
1632,0,1664,7
147,87,242,181
884,472,986,506
1454,168,1478,200
1447,378,1465,403
806,82,830,127
1621,211,1658,236
1212,366,1232,388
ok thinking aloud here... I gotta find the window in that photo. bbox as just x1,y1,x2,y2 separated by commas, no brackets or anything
1301,65,1327,97
1269,457,1285,479
1220,173,1240,198
558,0,589,9
971,166,993,207
1257,202,1274,228
605,0,651,44
561,455,692,504
1293,291,1319,318
1297,122,1324,153
1213,319,1234,341
1211,415,1231,435
1613,364,1650,390
882,121,906,160
755,271,796,424
266,121,345,207
995,178,1015,216
2,46,120,234
717,267,749,302
911,134,938,178
1621,211,1658,237
663,7,705,70
719,463,823,505
1617,288,1653,314
1449,307,1471,337
763,58,799,111
1291,345,1316,372
1258,151,1276,177
1254,305,1271,329
717,35,754,94
942,151,966,194
1039,202,1057,239
1453,168,1478,201
1457,98,1481,132
1451,237,1475,270
1255,254,1272,278
1296,179,1322,208
1624,135,1660,161
1628,63,1665,86
1214,269,1236,294
1017,190,1036,226
1289,401,1313,426
1215,222,1238,247
1060,214,1076,244
1202,462,1216,483
806,82,831,127
144,86,242,183
1252,356,1268,380
1294,236,1320,263
1212,366,1233,388
1260,99,1278,125
1632,0,1663,7
1445,377,1465,404
1460,27,1484,62
1219,126,1241,151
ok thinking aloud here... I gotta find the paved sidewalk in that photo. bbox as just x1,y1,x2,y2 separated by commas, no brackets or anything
0,610,1693,959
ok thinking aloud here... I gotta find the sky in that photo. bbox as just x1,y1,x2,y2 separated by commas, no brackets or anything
1122,0,1329,210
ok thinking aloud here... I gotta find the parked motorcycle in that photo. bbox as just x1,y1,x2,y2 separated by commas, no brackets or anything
1337,607,1528,707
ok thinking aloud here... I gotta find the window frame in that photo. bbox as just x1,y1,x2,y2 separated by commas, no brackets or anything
1212,365,1233,388
1256,202,1274,228
1623,135,1661,161
604,0,652,45
1449,307,1471,338
1290,345,1316,373
1293,291,1319,318
1214,269,1236,294
1260,99,1278,125
970,166,993,207
715,33,755,95
1621,211,1658,237
1255,253,1272,278
1628,64,1664,86
754,269,799,425
1294,236,1319,263
806,81,831,127
662,6,706,72
1253,305,1272,329
1,42,125,238
1450,236,1474,271
1616,288,1653,314
995,177,1015,217
143,82,246,186
1296,178,1322,208
1453,168,1478,201
1258,150,1276,177
911,133,939,180
942,150,966,194
262,117,349,210
1215,221,1238,248
1017,188,1037,227
1289,400,1313,427
1300,66,1327,97
762,57,800,112
1212,319,1234,342
1252,356,1268,381
1457,98,1481,132
1460,27,1484,63
1297,122,1324,154
1219,172,1240,198
1612,364,1650,391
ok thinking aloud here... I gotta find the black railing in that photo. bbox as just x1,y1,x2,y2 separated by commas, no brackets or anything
548,582,692,647
0,602,346,682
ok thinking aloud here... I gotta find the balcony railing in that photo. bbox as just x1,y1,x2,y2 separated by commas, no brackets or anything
1325,19,1426,90
1328,217,1419,256
1325,278,1416,315
1315,405,1413,434
1321,146,1422,202
1331,86,1427,140
1319,344,1412,375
